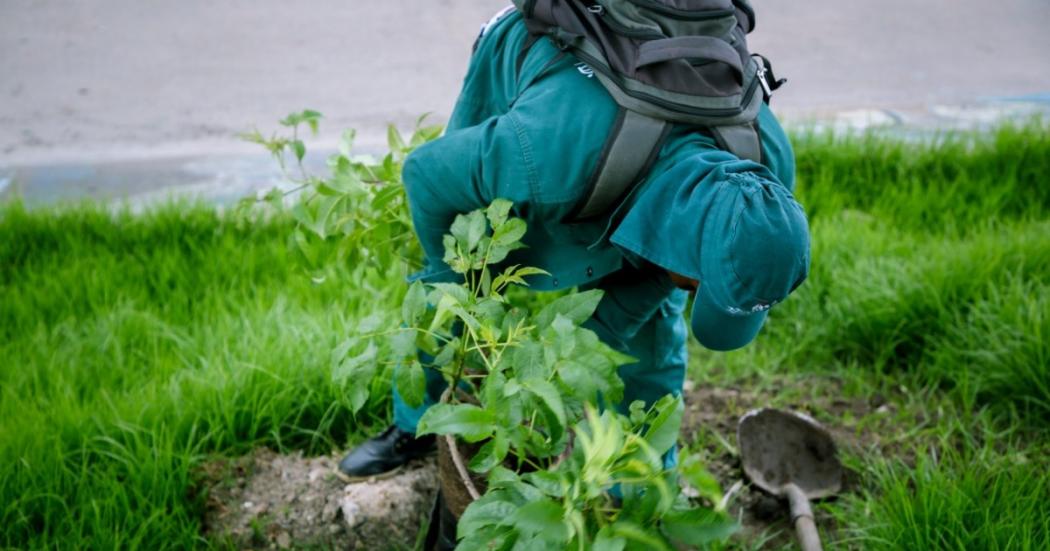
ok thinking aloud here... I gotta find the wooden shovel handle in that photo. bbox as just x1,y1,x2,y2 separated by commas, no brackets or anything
784,483,823,551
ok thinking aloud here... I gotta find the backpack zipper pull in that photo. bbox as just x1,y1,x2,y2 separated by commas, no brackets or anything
756,63,772,99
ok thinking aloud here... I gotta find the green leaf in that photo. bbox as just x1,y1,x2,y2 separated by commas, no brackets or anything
292,139,306,162
417,403,496,443
331,342,378,414
523,378,566,443
458,495,518,539
486,466,521,489
661,508,738,546
466,211,488,252
547,314,577,357
457,525,515,551
522,470,564,497
468,430,509,473
608,521,673,551
356,314,384,333
394,361,426,408
492,217,527,247
509,499,567,540
429,282,470,305
401,281,427,326
593,527,627,551
388,329,417,359
450,210,488,253
628,400,648,427
536,289,604,328
486,198,514,229
643,395,684,455
679,453,724,505
332,342,376,382
387,124,406,153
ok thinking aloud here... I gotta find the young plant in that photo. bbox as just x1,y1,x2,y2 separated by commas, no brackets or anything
241,110,443,279
457,402,737,550
373,200,735,549
392,198,633,470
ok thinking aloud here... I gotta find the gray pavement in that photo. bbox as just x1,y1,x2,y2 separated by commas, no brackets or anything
1,0,1049,205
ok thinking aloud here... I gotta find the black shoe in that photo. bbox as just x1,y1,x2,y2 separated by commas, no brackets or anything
336,425,436,480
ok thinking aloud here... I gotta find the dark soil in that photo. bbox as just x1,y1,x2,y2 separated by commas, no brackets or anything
681,376,903,548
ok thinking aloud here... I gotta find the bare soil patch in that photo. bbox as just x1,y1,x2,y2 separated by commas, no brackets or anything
196,376,902,549
681,376,903,547
198,449,437,550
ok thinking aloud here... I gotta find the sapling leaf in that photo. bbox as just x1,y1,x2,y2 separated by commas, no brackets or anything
331,341,377,382
394,360,426,408
428,337,456,368
332,342,378,414
486,198,514,229
401,281,427,325
629,400,648,427
608,521,673,551
546,314,577,358
417,403,496,443
338,129,356,157
487,466,521,489
456,524,516,551
536,289,604,328
524,378,567,443
356,313,385,333
679,453,724,506
386,123,406,153
475,266,490,297
523,470,564,498
485,242,519,265
469,429,509,473
292,139,306,162
643,396,684,456
388,329,417,360
492,217,527,247
458,495,518,538
660,508,738,547
450,210,487,252
509,499,568,540
593,527,627,551
429,282,470,305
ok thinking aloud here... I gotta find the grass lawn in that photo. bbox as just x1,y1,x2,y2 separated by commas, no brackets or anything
2,125,1048,549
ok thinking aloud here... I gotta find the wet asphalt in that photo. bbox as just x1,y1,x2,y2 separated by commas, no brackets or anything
1,0,1047,205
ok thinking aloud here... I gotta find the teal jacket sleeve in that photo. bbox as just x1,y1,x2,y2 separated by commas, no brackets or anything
401,114,531,282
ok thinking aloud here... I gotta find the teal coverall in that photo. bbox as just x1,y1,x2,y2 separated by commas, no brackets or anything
392,11,795,433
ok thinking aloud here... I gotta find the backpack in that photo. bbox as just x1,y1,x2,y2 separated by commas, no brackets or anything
511,0,785,220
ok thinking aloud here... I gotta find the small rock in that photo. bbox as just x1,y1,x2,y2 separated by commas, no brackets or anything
341,498,362,528
276,531,291,549
242,501,254,509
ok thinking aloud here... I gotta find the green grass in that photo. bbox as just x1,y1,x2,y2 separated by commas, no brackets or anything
2,124,1049,549
1,204,402,547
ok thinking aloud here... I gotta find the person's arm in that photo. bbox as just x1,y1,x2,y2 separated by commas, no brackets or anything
402,113,531,281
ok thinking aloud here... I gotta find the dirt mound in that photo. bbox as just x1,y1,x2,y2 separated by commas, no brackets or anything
681,377,898,546
199,449,437,549
196,377,895,549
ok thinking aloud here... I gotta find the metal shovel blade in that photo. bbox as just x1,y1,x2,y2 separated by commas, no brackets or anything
737,408,843,551
737,408,842,499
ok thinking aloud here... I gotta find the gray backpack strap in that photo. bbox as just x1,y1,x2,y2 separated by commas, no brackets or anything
571,109,669,221
710,122,763,164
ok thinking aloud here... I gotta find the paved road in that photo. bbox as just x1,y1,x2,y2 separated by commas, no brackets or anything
1,1,1048,203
